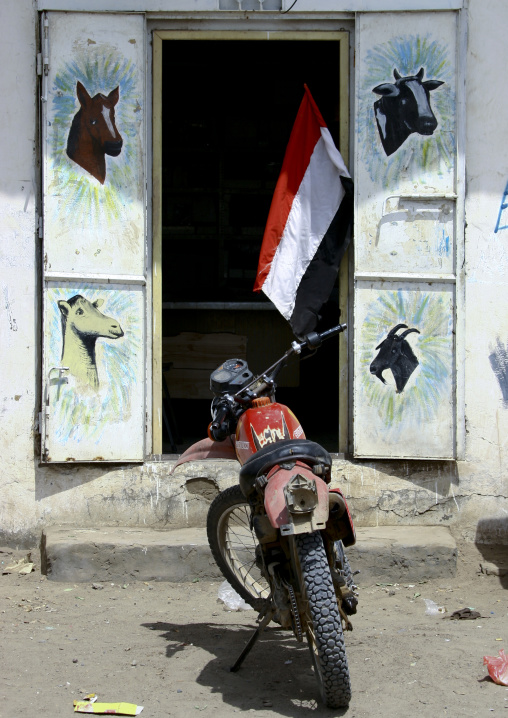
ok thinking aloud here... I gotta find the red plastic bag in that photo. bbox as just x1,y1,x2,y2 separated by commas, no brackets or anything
483,649,508,686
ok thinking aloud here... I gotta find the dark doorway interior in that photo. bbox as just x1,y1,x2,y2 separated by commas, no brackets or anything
161,39,345,453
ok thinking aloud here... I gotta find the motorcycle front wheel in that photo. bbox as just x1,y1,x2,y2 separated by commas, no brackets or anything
296,532,352,708
207,485,270,612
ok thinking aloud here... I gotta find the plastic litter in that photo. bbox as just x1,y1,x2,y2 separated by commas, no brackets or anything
217,580,252,611
483,649,508,686
423,599,446,616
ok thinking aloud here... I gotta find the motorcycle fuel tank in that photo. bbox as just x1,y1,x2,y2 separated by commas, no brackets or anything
235,398,305,465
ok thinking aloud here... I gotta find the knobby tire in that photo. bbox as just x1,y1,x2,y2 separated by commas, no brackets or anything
296,532,352,708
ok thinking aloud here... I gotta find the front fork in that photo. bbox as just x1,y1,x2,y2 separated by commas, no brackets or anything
256,530,356,639
251,463,357,632
230,528,355,673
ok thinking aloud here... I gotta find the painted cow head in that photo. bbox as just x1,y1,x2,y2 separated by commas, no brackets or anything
373,68,444,156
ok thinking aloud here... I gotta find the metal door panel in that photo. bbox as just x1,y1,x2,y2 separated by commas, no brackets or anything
40,11,147,462
354,10,462,458
42,12,146,278
354,281,455,459
42,282,145,462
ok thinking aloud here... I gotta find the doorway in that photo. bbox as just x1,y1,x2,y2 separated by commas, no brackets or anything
153,32,349,454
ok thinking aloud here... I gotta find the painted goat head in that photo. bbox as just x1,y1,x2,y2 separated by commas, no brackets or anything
370,324,420,393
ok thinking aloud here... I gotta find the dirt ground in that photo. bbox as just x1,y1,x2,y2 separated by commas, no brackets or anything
1,542,507,718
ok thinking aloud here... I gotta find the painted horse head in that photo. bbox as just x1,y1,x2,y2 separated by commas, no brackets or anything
66,81,123,184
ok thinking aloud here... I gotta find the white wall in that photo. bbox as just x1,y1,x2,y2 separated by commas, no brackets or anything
0,0,40,542
0,1,507,546
462,0,508,542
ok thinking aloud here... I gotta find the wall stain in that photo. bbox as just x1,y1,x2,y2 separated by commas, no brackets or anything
3,287,18,331
489,337,508,406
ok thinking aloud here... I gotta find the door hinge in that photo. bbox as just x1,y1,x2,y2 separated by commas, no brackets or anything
38,216,43,239
40,12,49,102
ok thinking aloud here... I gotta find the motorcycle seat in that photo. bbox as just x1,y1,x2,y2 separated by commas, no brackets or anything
239,438,332,500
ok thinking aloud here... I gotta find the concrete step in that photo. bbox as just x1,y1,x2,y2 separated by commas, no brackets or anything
40,525,457,585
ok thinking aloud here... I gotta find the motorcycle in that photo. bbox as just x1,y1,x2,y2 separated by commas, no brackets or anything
173,322,358,708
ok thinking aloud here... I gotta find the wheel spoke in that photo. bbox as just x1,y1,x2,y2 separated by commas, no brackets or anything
208,485,270,604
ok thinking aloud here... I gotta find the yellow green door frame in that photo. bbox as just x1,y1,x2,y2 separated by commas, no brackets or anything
152,29,350,455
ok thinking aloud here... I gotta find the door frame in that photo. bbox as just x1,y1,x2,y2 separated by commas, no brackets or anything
152,29,350,455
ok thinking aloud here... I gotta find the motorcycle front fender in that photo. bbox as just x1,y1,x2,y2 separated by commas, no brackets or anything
171,437,238,473
264,463,329,535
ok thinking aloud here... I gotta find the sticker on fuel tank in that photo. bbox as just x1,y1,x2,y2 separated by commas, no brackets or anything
250,412,291,450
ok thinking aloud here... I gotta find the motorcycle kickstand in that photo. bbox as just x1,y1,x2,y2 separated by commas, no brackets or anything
229,603,276,673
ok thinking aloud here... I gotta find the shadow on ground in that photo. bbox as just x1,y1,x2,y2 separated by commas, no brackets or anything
143,619,348,717
475,517,508,589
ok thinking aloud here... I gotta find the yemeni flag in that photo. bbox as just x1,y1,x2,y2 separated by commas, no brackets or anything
254,85,353,338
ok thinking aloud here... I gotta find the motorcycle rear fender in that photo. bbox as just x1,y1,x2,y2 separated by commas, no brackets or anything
171,437,238,473
264,463,329,536
326,487,356,547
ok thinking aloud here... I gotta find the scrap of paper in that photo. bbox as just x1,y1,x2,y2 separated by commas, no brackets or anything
73,701,143,715
2,554,34,574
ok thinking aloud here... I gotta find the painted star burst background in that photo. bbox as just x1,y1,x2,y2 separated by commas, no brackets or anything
360,289,453,429
49,47,142,228
46,284,143,444
358,35,455,187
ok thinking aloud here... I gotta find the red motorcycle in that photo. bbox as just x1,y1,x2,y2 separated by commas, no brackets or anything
173,323,357,708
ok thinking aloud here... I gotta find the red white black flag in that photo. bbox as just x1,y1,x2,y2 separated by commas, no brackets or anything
254,85,353,337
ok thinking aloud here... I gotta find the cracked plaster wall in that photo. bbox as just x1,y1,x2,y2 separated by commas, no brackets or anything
1,0,508,546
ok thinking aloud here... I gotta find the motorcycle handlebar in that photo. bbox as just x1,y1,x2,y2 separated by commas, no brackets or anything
208,324,347,439
299,323,347,351
208,401,231,442
232,322,348,405
318,322,347,342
